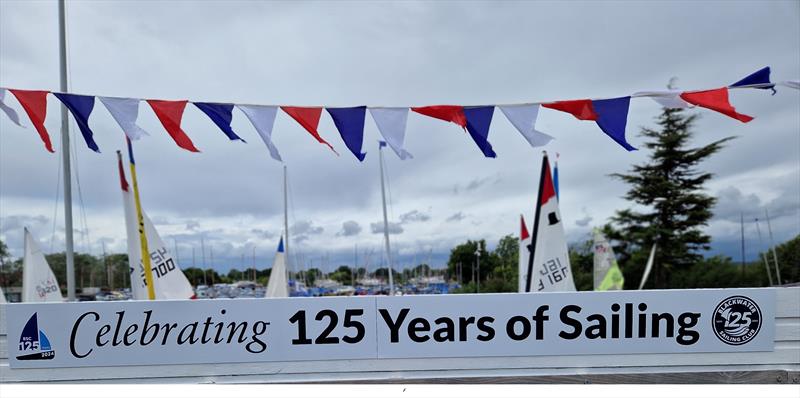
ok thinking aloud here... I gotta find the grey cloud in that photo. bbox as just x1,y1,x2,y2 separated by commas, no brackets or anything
186,220,200,231
250,228,276,239
337,220,362,237
575,215,593,227
290,220,324,236
399,210,430,223
370,221,404,235
0,215,49,234
446,212,466,222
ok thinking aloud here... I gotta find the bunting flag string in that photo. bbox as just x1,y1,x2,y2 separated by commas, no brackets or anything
147,99,200,152
237,104,282,162
369,107,413,160
0,88,23,127
327,106,367,161
99,96,149,141
53,92,100,153
280,106,338,155
0,67,791,159
8,89,53,153
194,102,245,142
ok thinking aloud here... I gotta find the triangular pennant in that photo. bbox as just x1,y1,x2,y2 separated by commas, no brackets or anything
237,105,282,162
369,107,413,160
542,99,597,120
680,88,754,123
9,89,53,153
463,106,497,158
0,88,23,127
730,66,775,93
327,106,367,161
411,105,467,128
53,92,100,153
498,104,554,147
280,106,337,154
99,96,149,140
780,80,799,90
518,214,530,293
632,90,692,109
592,96,636,151
193,102,245,142
146,99,200,152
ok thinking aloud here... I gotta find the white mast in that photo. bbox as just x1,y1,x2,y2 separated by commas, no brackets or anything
378,143,395,295
754,217,774,286
765,209,782,285
58,0,76,301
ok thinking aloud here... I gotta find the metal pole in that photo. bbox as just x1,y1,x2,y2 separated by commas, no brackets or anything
378,144,395,295
200,237,207,285
740,213,746,275
58,0,76,301
754,218,774,286
283,165,290,279
765,209,782,285
475,245,481,294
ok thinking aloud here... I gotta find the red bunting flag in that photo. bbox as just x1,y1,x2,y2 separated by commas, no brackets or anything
9,89,54,153
280,106,337,154
680,88,754,123
411,105,467,129
146,99,200,152
542,99,598,121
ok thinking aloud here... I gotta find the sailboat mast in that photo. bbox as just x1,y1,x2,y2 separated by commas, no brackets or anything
754,218,774,286
379,143,395,295
58,0,76,301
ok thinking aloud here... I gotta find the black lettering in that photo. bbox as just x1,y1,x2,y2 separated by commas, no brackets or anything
177,322,199,344
652,313,674,338
71,311,99,359
201,317,214,344
96,324,111,347
611,303,620,339
408,318,431,342
506,315,531,341
160,323,178,345
379,308,410,343
476,317,495,341
558,305,582,339
433,317,455,342
585,314,606,339
227,321,248,343
533,305,550,340
111,311,125,346
246,321,270,353
123,323,139,346
140,310,159,346
458,316,475,342
625,303,633,338
638,303,648,338
676,312,701,346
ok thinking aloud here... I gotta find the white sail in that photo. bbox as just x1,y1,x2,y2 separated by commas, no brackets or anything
518,215,530,293
638,243,658,290
118,156,195,300
528,155,576,292
593,229,624,291
22,228,63,302
265,237,289,298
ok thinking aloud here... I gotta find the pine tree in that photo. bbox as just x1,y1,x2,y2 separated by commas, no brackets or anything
609,105,733,289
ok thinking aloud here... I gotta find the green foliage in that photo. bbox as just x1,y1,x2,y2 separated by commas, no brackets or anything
610,106,733,288
568,239,594,291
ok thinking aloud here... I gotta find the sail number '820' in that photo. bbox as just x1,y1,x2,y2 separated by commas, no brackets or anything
289,309,366,345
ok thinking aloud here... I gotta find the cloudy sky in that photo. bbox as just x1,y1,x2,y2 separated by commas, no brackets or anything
0,1,798,273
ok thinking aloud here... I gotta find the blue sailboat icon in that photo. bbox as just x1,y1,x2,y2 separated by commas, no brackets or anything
16,313,55,361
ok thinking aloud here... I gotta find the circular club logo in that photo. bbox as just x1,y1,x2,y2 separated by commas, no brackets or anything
712,296,762,345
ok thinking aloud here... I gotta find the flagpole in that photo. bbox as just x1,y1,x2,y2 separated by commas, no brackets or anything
525,152,549,292
58,0,76,302
124,142,156,300
379,143,395,295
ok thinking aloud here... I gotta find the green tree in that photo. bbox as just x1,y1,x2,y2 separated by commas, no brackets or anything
609,105,732,289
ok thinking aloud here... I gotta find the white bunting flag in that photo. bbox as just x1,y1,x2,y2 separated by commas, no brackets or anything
99,96,150,140
0,88,23,127
527,155,576,293
632,90,692,109
780,80,799,90
499,104,554,148
237,104,282,162
369,107,413,160
22,228,63,303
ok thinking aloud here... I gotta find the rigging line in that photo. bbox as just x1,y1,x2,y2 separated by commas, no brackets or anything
70,118,91,255
286,168,302,273
383,151,395,221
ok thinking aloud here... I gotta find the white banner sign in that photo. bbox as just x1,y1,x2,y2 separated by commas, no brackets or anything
6,288,775,368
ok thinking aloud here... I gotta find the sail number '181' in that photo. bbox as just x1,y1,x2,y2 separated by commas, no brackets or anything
289,309,366,345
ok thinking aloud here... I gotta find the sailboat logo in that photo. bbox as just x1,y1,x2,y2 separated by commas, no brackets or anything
16,313,55,361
